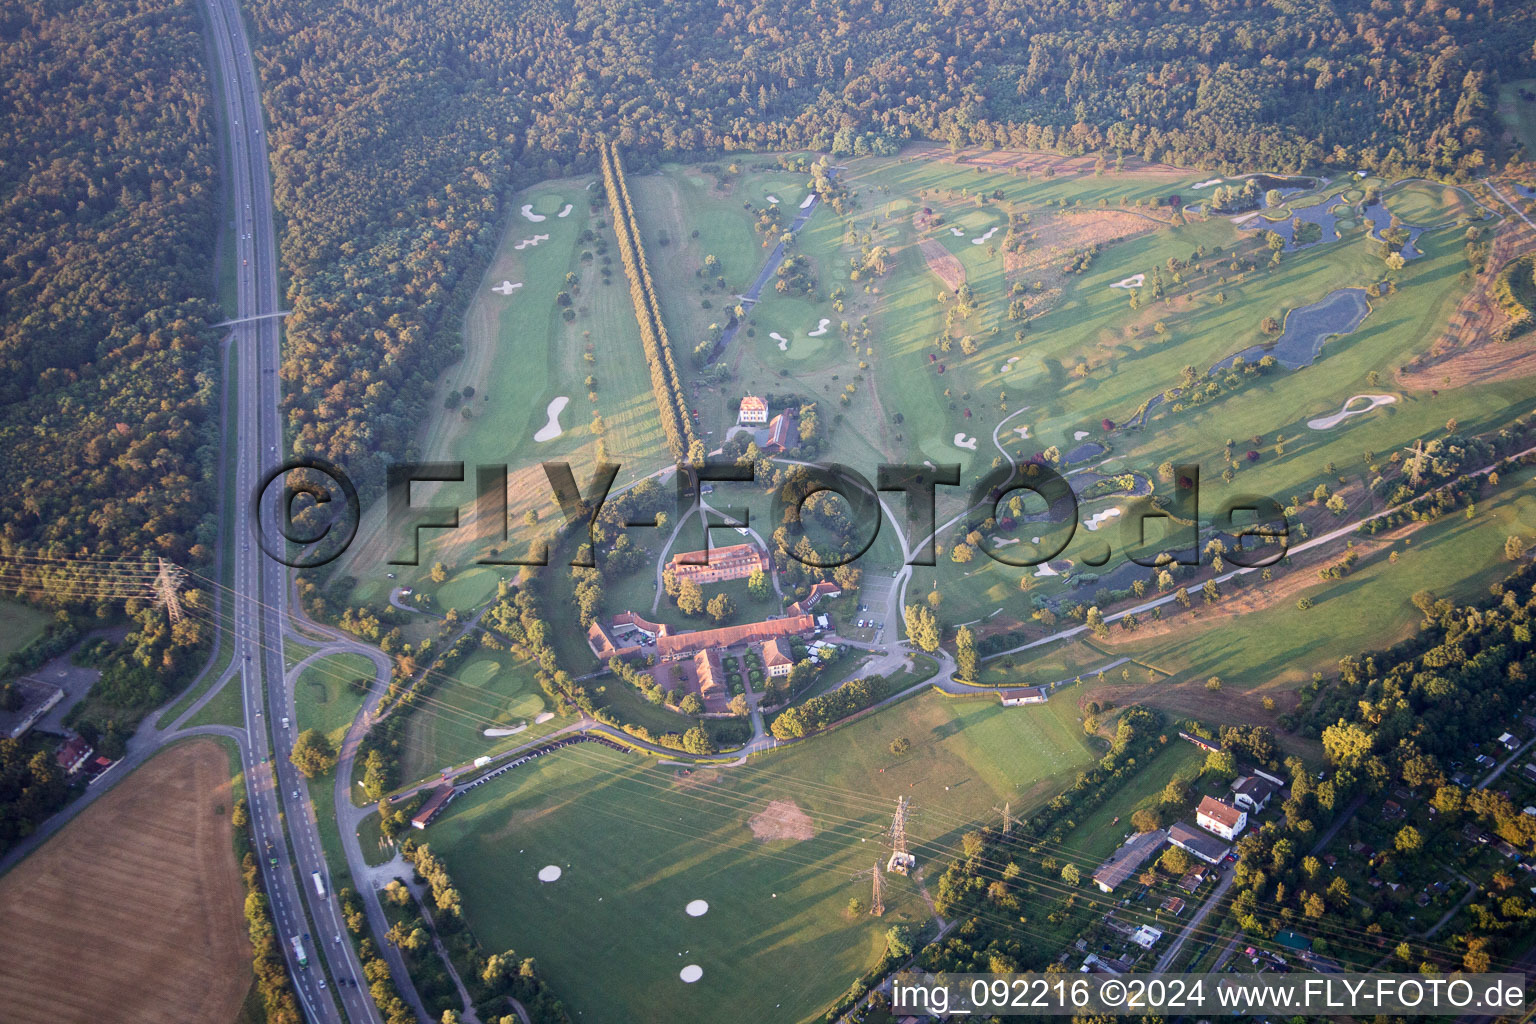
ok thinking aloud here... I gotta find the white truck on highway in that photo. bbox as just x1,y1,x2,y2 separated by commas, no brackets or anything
311,871,326,898
290,934,308,968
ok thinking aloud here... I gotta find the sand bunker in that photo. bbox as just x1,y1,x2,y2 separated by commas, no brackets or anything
807,318,830,337
534,711,554,724
685,899,709,917
534,396,570,442
483,724,527,737
491,280,523,295
1013,425,1031,440
680,965,703,983
770,331,789,351
953,433,978,451
1307,393,1397,430
520,204,546,222
538,865,562,882
513,233,550,251
1190,178,1222,189
556,203,573,218
1109,274,1145,289
1083,507,1122,531
800,194,815,209
748,800,815,841
1034,561,1061,577
766,194,779,204
1074,430,1089,440
949,226,965,237
971,226,1001,245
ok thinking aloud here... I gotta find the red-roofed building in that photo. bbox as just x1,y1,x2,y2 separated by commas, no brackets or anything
56,735,93,776
761,637,795,677
667,542,770,585
411,785,456,830
1196,795,1247,841
656,614,816,661
763,412,794,453
694,649,729,707
738,395,769,425
787,580,842,616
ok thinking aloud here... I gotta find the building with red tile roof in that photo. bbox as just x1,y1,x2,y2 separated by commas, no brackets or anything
763,412,794,453
694,649,728,706
761,637,795,676
667,542,770,585
738,395,769,425
656,614,816,661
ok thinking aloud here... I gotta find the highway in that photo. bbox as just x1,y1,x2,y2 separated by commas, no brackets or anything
200,0,379,1018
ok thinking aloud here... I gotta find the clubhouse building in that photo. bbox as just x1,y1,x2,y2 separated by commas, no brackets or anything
666,542,771,586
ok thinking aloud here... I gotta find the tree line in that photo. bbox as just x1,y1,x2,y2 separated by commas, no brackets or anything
598,140,698,464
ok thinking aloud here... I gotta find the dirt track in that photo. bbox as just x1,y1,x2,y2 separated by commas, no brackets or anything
0,739,251,1024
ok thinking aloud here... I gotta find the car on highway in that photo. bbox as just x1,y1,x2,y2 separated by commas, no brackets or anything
318,979,326,990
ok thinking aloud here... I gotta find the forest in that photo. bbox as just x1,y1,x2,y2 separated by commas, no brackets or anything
238,0,1533,499
0,0,221,582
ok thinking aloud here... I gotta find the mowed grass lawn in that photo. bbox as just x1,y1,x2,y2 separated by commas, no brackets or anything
293,651,374,749
1118,462,1536,690
428,744,922,1024
340,175,670,611
398,648,550,783
427,690,1096,1021
0,600,50,661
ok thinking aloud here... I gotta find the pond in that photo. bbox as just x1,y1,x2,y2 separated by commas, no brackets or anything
1063,441,1107,464
1213,287,1372,372
1244,194,1347,251
1124,288,1372,428
1360,200,1422,259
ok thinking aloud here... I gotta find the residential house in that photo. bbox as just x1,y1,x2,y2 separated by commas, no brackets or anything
1232,775,1278,814
760,637,795,677
55,735,93,776
738,395,769,425
1196,795,1247,841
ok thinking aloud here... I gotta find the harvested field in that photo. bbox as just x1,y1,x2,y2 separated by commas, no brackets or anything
0,739,250,1024
747,798,815,841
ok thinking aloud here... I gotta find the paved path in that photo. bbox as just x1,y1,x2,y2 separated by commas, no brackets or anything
1476,733,1536,789
1156,866,1235,970
1484,179,1536,231
709,175,831,363
1423,873,1478,940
